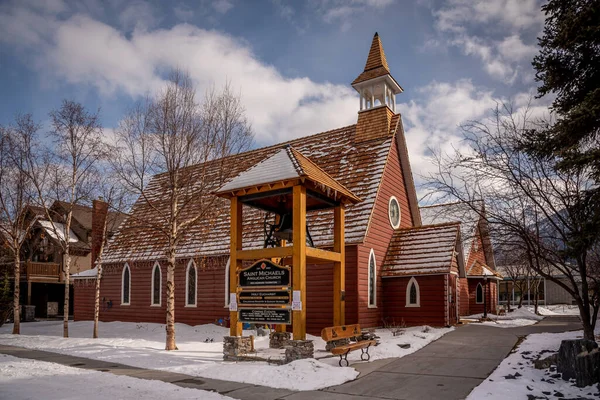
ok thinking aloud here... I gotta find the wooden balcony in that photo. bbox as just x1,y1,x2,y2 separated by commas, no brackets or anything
22,261,61,282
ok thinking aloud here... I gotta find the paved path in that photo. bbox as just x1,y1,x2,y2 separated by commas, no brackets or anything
0,316,582,400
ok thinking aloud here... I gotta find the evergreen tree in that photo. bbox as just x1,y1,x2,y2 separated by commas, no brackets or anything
532,0,600,177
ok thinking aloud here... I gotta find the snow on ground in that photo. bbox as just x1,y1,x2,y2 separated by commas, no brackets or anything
467,328,600,400
0,321,452,391
0,354,232,400
463,307,544,328
531,304,581,316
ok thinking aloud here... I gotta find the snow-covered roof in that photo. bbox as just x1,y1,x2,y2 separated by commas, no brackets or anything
72,267,97,279
218,148,299,192
467,261,502,280
382,223,465,277
419,201,483,262
103,122,405,263
38,220,80,244
217,146,360,204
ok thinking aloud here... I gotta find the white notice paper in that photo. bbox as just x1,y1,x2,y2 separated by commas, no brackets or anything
229,293,237,311
293,291,301,302
292,301,302,311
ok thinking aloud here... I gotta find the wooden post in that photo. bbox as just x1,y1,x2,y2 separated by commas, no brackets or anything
333,205,345,326
292,185,307,340
27,280,32,306
229,197,243,337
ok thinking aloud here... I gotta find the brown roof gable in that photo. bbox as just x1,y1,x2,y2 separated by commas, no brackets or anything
382,222,466,277
103,124,403,263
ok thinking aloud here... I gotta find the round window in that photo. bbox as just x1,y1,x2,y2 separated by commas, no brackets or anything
388,196,401,229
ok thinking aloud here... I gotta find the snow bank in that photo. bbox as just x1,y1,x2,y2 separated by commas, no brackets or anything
0,321,452,391
531,304,580,316
464,307,544,328
467,329,600,399
0,354,232,400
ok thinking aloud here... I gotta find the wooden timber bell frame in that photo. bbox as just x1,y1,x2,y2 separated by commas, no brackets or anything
215,146,361,340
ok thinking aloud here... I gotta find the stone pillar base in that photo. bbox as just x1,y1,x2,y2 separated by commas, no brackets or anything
269,332,292,349
223,336,255,361
284,340,314,363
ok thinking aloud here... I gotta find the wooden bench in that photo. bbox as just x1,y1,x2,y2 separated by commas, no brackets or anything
321,324,377,367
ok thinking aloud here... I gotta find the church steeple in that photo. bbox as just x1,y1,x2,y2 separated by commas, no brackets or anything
352,32,403,113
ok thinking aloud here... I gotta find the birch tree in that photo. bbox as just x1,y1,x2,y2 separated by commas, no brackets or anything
0,115,37,334
112,71,253,350
92,182,126,339
26,101,105,338
426,104,600,340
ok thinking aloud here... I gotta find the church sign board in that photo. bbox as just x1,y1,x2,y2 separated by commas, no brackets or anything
238,308,291,325
239,290,290,306
239,259,290,288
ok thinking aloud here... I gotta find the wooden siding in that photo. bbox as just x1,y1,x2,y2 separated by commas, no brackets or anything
74,247,359,334
459,277,470,316
468,279,498,315
73,280,95,321
467,226,487,267
306,246,358,334
359,139,413,328
382,275,448,326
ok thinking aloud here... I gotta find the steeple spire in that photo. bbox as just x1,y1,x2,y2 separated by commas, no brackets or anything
354,32,390,84
351,33,403,113
352,33,403,143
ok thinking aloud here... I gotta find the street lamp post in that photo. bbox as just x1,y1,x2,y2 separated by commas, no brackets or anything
483,276,488,318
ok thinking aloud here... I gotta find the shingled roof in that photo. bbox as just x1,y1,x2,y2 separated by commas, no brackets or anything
420,201,483,262
382,223,466,277
467,260,503,280
352,33,402,90
103,123,409,264
217,146,361,204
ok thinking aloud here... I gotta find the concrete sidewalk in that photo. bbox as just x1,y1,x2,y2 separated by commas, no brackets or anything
0,316,582,400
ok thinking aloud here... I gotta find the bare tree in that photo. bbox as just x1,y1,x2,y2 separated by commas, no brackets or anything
0,115,38,334
25,101,105,338
426,103,600,340
112,71,253,350
91,177,127,339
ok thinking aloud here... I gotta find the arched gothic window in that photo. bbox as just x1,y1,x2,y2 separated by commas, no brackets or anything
186,260,197,307
476,283,484,304
151,262,161,306
406,277,420,307
121,263,131,305
368,249,376,307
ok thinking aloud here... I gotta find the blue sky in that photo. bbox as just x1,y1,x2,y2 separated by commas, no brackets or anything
0,0,551,184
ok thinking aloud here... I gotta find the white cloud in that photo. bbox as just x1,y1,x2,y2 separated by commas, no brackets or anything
399,80,497,190
212,0,234,14
118,1,158,32
497,35,538,62
435,0,543,33
430,0,544,84
0,3,357,145
316,0,394,30
173,4,194,21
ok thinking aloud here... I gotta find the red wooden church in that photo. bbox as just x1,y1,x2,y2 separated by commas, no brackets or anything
74,33,495,332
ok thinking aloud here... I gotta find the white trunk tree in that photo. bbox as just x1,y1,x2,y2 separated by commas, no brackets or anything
112,71,253,350
25,101,105,338
0,115,38,334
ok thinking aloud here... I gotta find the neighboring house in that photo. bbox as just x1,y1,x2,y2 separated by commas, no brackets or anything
420,201,501,316
74,33,469,332
496,265,578,306
12,199,124,318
